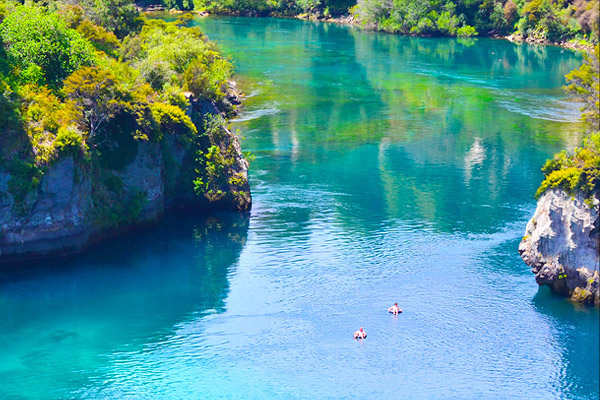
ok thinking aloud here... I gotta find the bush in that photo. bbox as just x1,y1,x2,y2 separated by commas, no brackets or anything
76,20,121,57
564,45,600,133
0,72,21,133
63,66,122,140
536,48,599,200
7,159,43,215
457,24,478,37
504,0,518,27
535,167,582,198
123,19,234,102
55,126,84,156
81,0,144,39
21,84,76,164
0,5,96,88
150,102,197,138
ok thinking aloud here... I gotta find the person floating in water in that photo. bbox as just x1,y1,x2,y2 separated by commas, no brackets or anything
388,302,402,315
354,327,367,340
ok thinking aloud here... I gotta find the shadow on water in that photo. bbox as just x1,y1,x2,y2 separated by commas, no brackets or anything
532,287,600,400
0,212,249,399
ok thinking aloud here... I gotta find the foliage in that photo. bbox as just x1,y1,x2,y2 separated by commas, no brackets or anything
352,0,479,37
564,45,600,132
192,0,353,16
353,0,599,40
122,19,233,102
0,0,247,218
6,159,43,215
54,126,85,155
0,5,96,88
75,0,144,39
535,133,600,199
183,55,232,101
20,84,79,164
193,114,238,201
0,72,21,133
536,49,599,200
76,20,121,57
150,101,197,138
194,144,228,201
63,66,123,141
62,4,119,56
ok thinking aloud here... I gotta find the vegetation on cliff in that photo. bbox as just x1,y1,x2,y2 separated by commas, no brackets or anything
0,0,247,220
535,45,599,202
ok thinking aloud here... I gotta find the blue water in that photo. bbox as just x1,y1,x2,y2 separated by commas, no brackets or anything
0,17,598,399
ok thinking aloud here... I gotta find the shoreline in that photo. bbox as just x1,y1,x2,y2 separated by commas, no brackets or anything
141,8,595,53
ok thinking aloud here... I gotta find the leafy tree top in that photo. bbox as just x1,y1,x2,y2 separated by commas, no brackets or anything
0,4,96,88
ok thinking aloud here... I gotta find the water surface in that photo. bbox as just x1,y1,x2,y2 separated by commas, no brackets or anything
1,17,598,399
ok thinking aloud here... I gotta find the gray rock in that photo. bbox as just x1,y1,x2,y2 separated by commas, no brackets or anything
519,188,599,306
0,99,251,262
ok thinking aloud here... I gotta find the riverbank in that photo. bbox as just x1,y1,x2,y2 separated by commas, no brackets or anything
142,8,596,52
3,16,597,397
0,4,252,263
322,14,596,52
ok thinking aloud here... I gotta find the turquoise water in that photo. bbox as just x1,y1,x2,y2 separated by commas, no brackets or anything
1,17,599,399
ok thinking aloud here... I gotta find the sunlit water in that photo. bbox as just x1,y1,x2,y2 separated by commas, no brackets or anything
1,17,598,399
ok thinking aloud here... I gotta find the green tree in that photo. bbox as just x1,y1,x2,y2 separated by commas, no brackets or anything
70,0,144,39
536,46,600,199
63,66,122,140
0,5,96,88
565,45,600,133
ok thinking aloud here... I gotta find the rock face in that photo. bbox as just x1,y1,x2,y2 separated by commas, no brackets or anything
0,99,251,263
519,188,599,306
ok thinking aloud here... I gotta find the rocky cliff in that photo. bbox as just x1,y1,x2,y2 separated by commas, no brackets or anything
519,188,599,306
0,97,251,263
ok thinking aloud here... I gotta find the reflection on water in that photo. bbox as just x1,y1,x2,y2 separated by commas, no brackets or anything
197,17,583,235
0,213,249,399
1,16,598,400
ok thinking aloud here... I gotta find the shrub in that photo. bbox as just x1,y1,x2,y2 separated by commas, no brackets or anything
564,45,600,133
0,72,21,133
7,159,43,215
20,84,77,164
457,24,478,37
504,0,518,27
63,66,122,140
55,126,84,156
535,167,582,198
76,20,121,57
150,102,197,138
82,0,144,39
124,19,234,102
0,5,96,88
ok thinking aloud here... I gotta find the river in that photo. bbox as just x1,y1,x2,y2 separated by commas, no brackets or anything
0,16,598,399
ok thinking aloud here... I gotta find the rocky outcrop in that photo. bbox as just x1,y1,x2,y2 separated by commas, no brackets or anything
0,98,250,263
519,188,599,306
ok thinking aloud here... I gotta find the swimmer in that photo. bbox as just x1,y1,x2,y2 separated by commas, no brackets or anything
354,327,367,340
388,302,402,315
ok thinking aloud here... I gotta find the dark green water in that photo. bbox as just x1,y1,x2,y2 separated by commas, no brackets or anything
1,17,598,399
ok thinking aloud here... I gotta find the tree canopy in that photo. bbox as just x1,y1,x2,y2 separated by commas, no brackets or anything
0,4,96,87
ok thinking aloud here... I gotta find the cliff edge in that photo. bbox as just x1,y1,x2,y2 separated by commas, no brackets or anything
519,188,599,306
0,96,251,263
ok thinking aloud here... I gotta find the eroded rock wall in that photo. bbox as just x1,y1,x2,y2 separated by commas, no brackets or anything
519,188,600,306
0,98,250,262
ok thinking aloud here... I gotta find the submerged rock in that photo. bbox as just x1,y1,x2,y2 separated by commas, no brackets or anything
519,188,599,306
